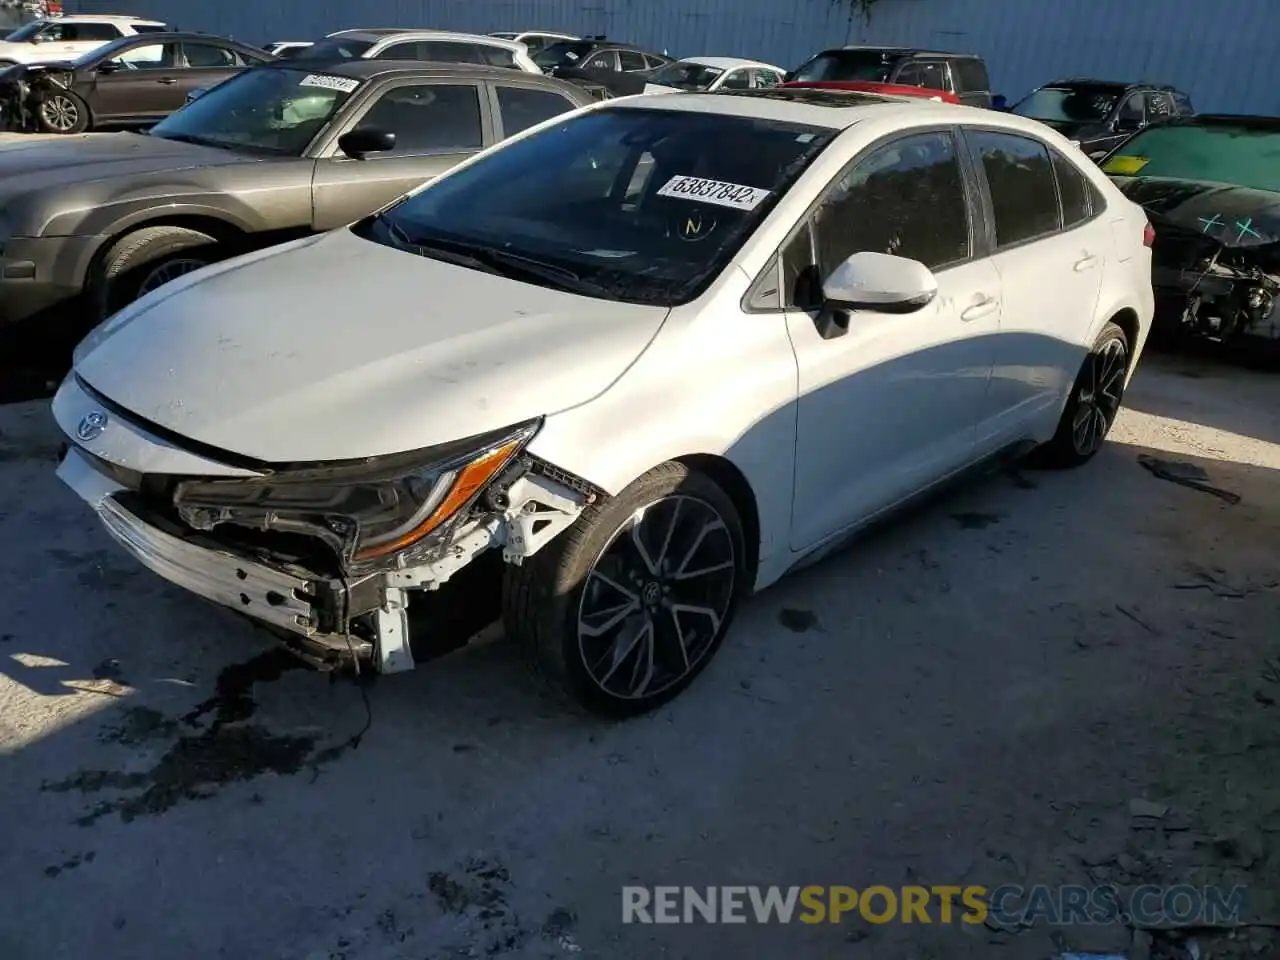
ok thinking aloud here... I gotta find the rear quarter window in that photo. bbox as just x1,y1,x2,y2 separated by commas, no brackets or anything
951,58,989,93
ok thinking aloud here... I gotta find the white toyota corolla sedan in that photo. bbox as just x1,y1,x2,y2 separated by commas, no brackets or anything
53,87,1154,716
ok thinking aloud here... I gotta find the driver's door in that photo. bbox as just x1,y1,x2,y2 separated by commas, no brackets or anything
783,129,1000,550
311,79,496,231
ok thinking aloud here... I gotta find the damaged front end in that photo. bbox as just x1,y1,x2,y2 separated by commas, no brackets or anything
0,61,75,131
1117,177,1280,343
58,412,598,674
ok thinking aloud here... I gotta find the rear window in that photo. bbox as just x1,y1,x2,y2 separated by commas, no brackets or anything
1173,91,1195,115
1101,122,1280,193
951,58,988,92
533,39,597,70
791,49,896,83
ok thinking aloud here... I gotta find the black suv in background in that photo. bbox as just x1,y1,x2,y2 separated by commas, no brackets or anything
533,36,674,96
784,46,992,106
1010,79,1195,160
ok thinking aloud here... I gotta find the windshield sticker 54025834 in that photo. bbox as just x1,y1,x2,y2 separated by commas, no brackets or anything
299,74,360,93
656,175,772,211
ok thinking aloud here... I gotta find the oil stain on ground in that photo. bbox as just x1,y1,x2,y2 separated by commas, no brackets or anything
778,608,821,633
951,510,1003,530
43,650,353,825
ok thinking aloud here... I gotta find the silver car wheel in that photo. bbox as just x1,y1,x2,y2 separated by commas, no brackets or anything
39,94,80,133
576,494,736,701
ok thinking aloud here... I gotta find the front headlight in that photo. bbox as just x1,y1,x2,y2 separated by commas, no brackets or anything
174,419,539,570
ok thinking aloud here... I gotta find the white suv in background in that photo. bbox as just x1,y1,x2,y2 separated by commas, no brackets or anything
292,28,540,73
0,15,169,66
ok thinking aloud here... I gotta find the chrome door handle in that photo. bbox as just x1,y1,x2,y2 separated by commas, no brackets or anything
1074,254,1099,271
156,77,178,85
960,296,998,322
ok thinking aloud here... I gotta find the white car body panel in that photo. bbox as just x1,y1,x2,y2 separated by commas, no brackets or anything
643,56,786,96
0,16,167,65
72,229,669,463
58,91,1154,666
327,29,541,74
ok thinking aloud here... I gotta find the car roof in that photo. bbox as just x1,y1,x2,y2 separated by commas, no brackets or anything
262,58,575,84
604,86,1002,129
832,45,979,59
44,15,166,24
678,56,780,70
110,32,252,44
328,28,517,45
1048,78,1182,91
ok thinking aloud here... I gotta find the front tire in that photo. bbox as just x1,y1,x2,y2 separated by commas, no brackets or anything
1032,321,1131,468
90,225,220,321
34,90,90,134
503,461,748,717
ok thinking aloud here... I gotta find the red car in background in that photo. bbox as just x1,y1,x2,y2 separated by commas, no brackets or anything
782,46,991,107
781,79,960,103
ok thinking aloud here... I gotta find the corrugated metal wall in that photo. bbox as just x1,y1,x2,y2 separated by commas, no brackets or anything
64,0,1280,112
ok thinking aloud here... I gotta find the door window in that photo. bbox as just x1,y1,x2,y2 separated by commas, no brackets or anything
354,83,484,154
617,50,648,71
951,58,989,93
110,42,178,69
643,54,667,70
183,42,239,68
62,22,122,42
915,60,948,91
786,130,970,308
496,85,578,136
374,41,419,60
1172,91,1194,114
970,130,1062,247
1117,93,1145,126
582,51,616,71
417,41,484,64
1145,90,1175,119
719,69,751,90
894,62,921,85
1051,148,1093,227
752,69,781,88
476,44,518,69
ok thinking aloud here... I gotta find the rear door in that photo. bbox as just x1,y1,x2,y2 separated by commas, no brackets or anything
311,78,494,230
962,128,1107,448
490,82,582,138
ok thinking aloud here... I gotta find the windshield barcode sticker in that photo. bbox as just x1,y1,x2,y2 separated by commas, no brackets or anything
299,73,360,93
656,176,771,211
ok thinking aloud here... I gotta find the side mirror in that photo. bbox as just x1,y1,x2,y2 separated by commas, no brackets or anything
337,127,395,159
96,60,121,73
782,71,795,82
1115,116,1142,133
185,87,208,104
815,251,937,338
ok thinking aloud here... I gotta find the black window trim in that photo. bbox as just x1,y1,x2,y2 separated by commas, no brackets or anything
959,125,1105,255
743,123,982,315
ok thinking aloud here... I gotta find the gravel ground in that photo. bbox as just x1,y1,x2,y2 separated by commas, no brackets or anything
0,348,1277,960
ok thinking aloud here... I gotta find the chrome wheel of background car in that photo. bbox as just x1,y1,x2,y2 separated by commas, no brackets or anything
577,495,736,701
1071,336,1127,457
136,257,209,297
39,95,79,133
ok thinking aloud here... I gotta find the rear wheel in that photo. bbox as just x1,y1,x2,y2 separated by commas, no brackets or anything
90,225,221,321
34,90,90,134
1032,321,1130,468
503,461,747,717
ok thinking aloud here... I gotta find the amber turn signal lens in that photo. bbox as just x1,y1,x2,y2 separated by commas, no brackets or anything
352,437,523,562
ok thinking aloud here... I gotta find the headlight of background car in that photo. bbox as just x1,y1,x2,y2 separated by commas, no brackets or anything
173,420,540,571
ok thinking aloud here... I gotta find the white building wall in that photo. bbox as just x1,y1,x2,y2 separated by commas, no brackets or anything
63,0,1280,111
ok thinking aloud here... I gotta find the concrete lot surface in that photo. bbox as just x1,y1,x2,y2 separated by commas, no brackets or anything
0,345,1278,959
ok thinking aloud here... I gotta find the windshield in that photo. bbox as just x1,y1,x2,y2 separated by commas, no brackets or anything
1102,123,1280,193
648,61,724,90
292,36,374,61
1013,86,1119,123
355,107,835,306
791,49,896,83
149,67,358,156
533,39,596,70
5,20,49,42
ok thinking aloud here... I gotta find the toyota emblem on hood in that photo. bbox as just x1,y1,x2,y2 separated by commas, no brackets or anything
76,411,108,442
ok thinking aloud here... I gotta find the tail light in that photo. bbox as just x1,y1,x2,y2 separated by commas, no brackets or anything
1143,222,1156,247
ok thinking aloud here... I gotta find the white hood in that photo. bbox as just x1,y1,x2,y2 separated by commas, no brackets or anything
73,229,669,463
